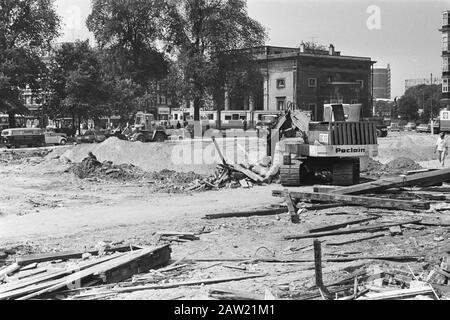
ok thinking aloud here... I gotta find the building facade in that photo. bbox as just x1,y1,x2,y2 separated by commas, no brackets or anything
441,10,450,108
237,45,375,121
373,64,391,99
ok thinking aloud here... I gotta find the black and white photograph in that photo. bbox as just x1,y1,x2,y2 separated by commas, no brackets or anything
0,0,450,306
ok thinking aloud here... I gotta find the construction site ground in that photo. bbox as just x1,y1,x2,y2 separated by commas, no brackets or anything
1,131,449,300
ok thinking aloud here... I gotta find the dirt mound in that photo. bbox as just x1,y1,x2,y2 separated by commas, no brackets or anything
376,134,436,163
360,157,383,173
0,149,51,164
67,153,205,192
383,157,423,172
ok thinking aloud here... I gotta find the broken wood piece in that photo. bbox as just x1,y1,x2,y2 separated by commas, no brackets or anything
389,226,403,236
308,216,379,233
17,245,171,300
229,163,265,183
357,286,434,300
203,207,287,219
223,264,246,271
0,263,20,281
313,239,331,299
285,219,421,240
15,245,142,266
282,191,429,211
209,288,264,300
332,168,450,195
284,190,299,223
81,273,268,296
325,233,385,246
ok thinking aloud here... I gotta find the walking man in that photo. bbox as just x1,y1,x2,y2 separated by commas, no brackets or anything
435,132,448,167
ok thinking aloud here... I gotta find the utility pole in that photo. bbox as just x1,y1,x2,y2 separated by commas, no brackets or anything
431,73,434,134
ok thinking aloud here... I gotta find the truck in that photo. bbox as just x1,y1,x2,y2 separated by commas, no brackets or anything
269,104,378,187
127,112,171,143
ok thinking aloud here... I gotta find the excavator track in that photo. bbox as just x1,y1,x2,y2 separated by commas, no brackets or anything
280,161,303,187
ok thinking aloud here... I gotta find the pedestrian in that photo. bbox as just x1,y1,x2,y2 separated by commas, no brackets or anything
435,132,448,167
243,119,248,131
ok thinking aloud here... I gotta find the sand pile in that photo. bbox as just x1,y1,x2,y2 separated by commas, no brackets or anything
376,134,436,163
362,156,423,177
383,157,423,172
52,137,267,175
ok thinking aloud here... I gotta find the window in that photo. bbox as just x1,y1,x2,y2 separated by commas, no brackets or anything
444,112,449,120
225,115,232,120
232,114,240,120
445,12,449,26
444,58,449,72
443,34,449,51
356,80,364,88
276,97,286,110
444,79,449,93
160,95,166,104
308,78,317,88
174,114,178,120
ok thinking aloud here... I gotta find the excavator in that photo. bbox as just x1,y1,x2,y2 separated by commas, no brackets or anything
268,104,378,186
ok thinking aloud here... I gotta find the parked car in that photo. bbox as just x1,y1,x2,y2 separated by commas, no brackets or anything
76,130,107,144
387,123,402,132
404,122,417,131
1,128,45,148
416,123,431,133
44,131,68,145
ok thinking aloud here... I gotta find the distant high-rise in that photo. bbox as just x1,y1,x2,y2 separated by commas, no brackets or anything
441,10,450,108
373,64,391,99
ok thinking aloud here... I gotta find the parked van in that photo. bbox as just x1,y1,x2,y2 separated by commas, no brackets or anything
1,128,45,148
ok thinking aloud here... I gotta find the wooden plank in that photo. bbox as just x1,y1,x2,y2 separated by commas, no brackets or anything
229,163,265,182
17,245,170,300
209,288,264,300
331,168,450,195
325,233,385,246
0,253,125,299
0,263,20,279
286,191,429,211
357,287,433,300
204,207,287,220
285,190,299,223
211,136,228,166
284,219,422,240
308,216,380,233
82,274,268,296
16,245,141,266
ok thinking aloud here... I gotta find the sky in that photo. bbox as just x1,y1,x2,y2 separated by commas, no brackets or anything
55,0,449,98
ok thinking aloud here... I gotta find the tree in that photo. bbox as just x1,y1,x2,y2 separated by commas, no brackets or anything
164,0,266,126
86,0,169,85
403,84,442,122
45,41,109,133
398,95,419,121
0,0,60,127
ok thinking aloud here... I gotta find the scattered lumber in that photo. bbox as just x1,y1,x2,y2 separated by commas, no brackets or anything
15,245,171,300
313,239,331,299
284,189,299,223
356,286,434,300
308,216,380,233
0,263,20,281
15,245,141,266
81,273,268,295
203,207,287,220
209,288,264,300
229,163,265,183
284,219,422,240
331,167,450,195
279,191,429,211
325,233,385,246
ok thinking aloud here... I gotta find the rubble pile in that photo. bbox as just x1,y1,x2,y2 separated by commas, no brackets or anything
185,156,274,191
362,157,423,177
67,154,145,180
0,149,51,165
